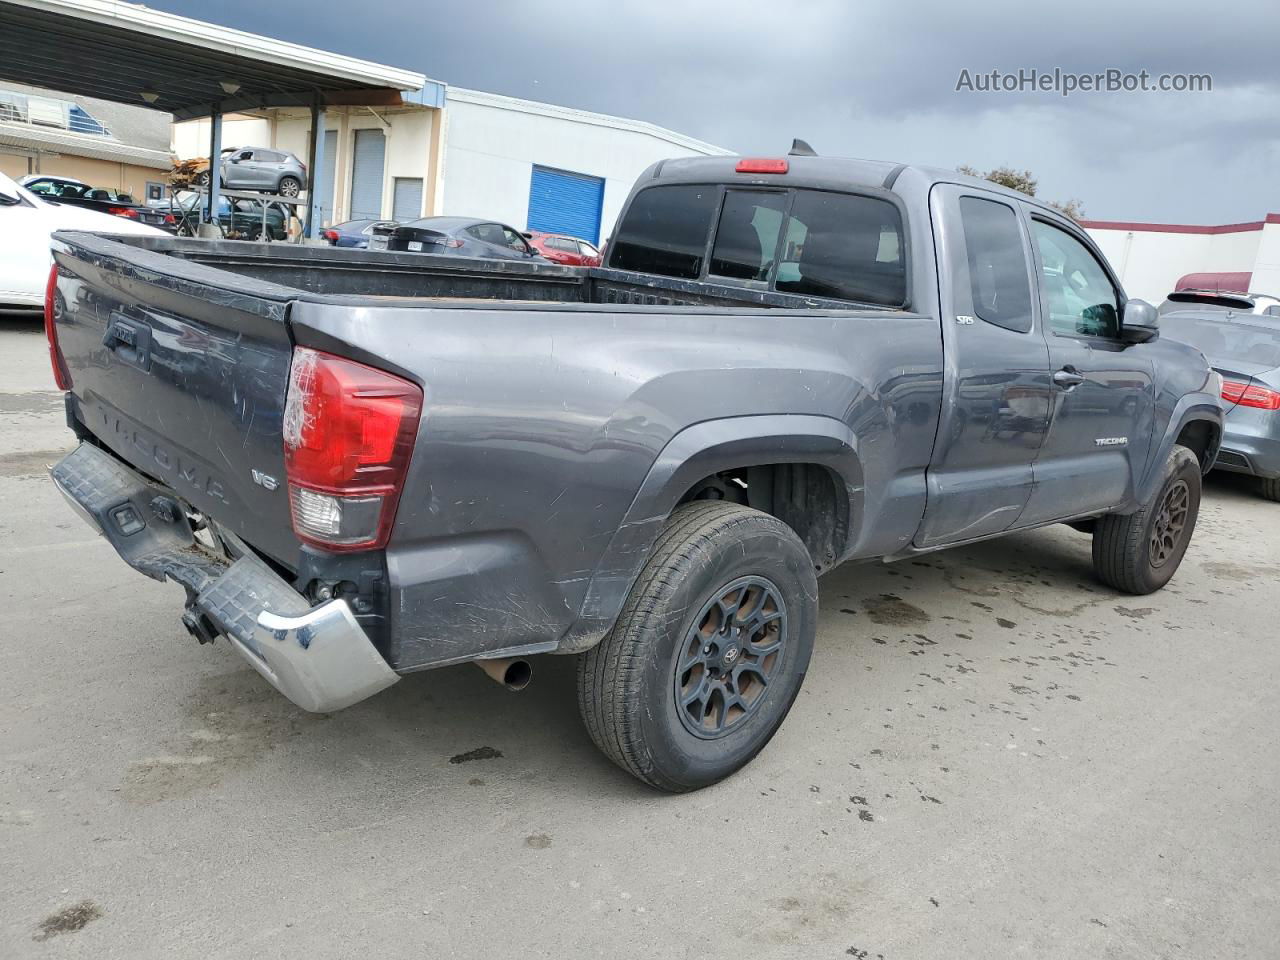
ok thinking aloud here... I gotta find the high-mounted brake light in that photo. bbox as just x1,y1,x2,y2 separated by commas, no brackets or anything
44,263,71,390
283,347,423,552
1222,379,1280,411
735,157,789,175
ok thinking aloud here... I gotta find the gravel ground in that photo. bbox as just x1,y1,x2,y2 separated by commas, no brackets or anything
2,315,1277,959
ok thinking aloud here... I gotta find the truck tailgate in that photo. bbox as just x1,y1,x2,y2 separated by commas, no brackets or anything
51,232,302,568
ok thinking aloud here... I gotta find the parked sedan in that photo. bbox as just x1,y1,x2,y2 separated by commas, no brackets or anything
0,171,165,309
373,217,547,261
525,230,602,266
19,175,173,230
1162,307,1280,501
321,218,396,249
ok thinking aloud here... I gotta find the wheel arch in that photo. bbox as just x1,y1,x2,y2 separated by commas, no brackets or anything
1135,395,1222,505
558,414,863,653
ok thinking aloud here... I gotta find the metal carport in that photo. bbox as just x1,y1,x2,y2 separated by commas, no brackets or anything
0,0,427,237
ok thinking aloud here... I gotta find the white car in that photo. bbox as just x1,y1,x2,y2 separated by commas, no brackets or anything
0,171,165,309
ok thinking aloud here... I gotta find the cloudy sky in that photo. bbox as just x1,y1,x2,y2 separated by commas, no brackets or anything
150,0,1279,223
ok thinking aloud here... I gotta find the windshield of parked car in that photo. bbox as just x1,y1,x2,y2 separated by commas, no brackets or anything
1160,314,1280,368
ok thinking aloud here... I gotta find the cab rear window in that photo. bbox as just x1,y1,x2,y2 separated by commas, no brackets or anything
608,183,907,306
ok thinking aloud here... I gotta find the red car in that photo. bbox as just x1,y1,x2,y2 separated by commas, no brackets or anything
524,231,602,266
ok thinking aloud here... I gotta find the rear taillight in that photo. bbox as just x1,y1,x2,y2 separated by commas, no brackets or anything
282,347,423,552
322,229,339,244
1222,379,1280,411
445,237,463,248
163,213,176,226
735,157,789,174
107,206,139,219
44,263,71,390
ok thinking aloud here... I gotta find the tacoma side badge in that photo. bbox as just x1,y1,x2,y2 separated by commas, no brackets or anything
251,469,279,491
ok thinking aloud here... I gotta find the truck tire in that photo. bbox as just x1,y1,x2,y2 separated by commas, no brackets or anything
577,501,818,792
1092,444,1201,594
1261,478,1280,502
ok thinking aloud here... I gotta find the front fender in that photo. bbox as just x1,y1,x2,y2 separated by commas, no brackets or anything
1135,391,1223,506
556,414,864,653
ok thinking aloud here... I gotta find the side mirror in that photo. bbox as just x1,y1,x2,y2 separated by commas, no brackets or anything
1121,298,1159,344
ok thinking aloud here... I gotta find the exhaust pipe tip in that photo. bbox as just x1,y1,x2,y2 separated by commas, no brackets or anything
475,657,532,691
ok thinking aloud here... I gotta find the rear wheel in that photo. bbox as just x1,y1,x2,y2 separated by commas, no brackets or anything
577,501,817,792
278,176,301,198
1262,478,1280,502
193,170,211,188
1092,444,1201,594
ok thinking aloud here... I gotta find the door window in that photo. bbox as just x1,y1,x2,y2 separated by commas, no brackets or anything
1032,220,1120,339
577,240,599,258
957,196,1033,333
501,226,530,252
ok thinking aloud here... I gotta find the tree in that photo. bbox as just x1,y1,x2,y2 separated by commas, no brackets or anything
957,164,1085,222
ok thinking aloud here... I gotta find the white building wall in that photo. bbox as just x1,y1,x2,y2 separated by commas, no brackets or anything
1085,225,1264,304
1250,222,1280,296
440,88,730,240
171,114,271,158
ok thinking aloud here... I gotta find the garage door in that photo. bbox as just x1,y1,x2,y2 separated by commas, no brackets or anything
527,165,605,244
349,128,386,221
392,177,423,222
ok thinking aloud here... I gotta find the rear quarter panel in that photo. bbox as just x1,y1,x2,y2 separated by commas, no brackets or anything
287,299,944,670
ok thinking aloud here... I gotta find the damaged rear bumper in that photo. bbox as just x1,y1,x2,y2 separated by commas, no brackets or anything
50,442,398,712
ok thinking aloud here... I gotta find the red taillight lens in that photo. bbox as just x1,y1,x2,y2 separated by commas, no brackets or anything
1222,379,1280,410
44,263,71,390
283,347,423,551
163,213,176,226
735,157,789,174
322,229,339,243
107,206,139,219
445,237,463,248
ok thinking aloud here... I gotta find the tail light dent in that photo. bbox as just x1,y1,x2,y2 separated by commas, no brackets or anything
44,263,71,390
283,347,423,551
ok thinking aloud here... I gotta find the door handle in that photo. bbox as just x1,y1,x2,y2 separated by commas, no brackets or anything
1053,367,1085,389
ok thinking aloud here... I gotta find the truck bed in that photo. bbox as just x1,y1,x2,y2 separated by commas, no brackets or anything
107,234,871,311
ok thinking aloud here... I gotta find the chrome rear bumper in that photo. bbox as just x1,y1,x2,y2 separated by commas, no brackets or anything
50,442,398,712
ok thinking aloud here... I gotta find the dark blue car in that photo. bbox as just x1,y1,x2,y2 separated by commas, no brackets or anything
321,219,395,249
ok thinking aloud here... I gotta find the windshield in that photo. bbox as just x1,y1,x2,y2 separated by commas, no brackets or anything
1161,314,1280,368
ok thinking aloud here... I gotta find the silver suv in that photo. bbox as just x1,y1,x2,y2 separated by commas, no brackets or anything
219,147,306,197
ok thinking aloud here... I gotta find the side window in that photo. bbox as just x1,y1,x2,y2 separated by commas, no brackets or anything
1032,220,1121,338
501,226,528,251
774,191,907,306
957,196,1033,333
578,241,599,258
709,190,787,281
607,184,719,279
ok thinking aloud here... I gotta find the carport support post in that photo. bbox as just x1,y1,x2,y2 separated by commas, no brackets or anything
304,100,326,240
206,103,222,227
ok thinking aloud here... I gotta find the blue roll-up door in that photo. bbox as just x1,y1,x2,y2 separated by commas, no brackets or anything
527,165,605,244
349,128,386,221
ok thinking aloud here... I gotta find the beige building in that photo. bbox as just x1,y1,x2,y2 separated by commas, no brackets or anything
0,82,172,199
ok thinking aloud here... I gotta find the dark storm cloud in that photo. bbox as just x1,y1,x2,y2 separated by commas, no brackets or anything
146,0,1280,221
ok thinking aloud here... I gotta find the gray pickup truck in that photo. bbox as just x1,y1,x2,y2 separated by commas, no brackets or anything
46,153,1222,791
